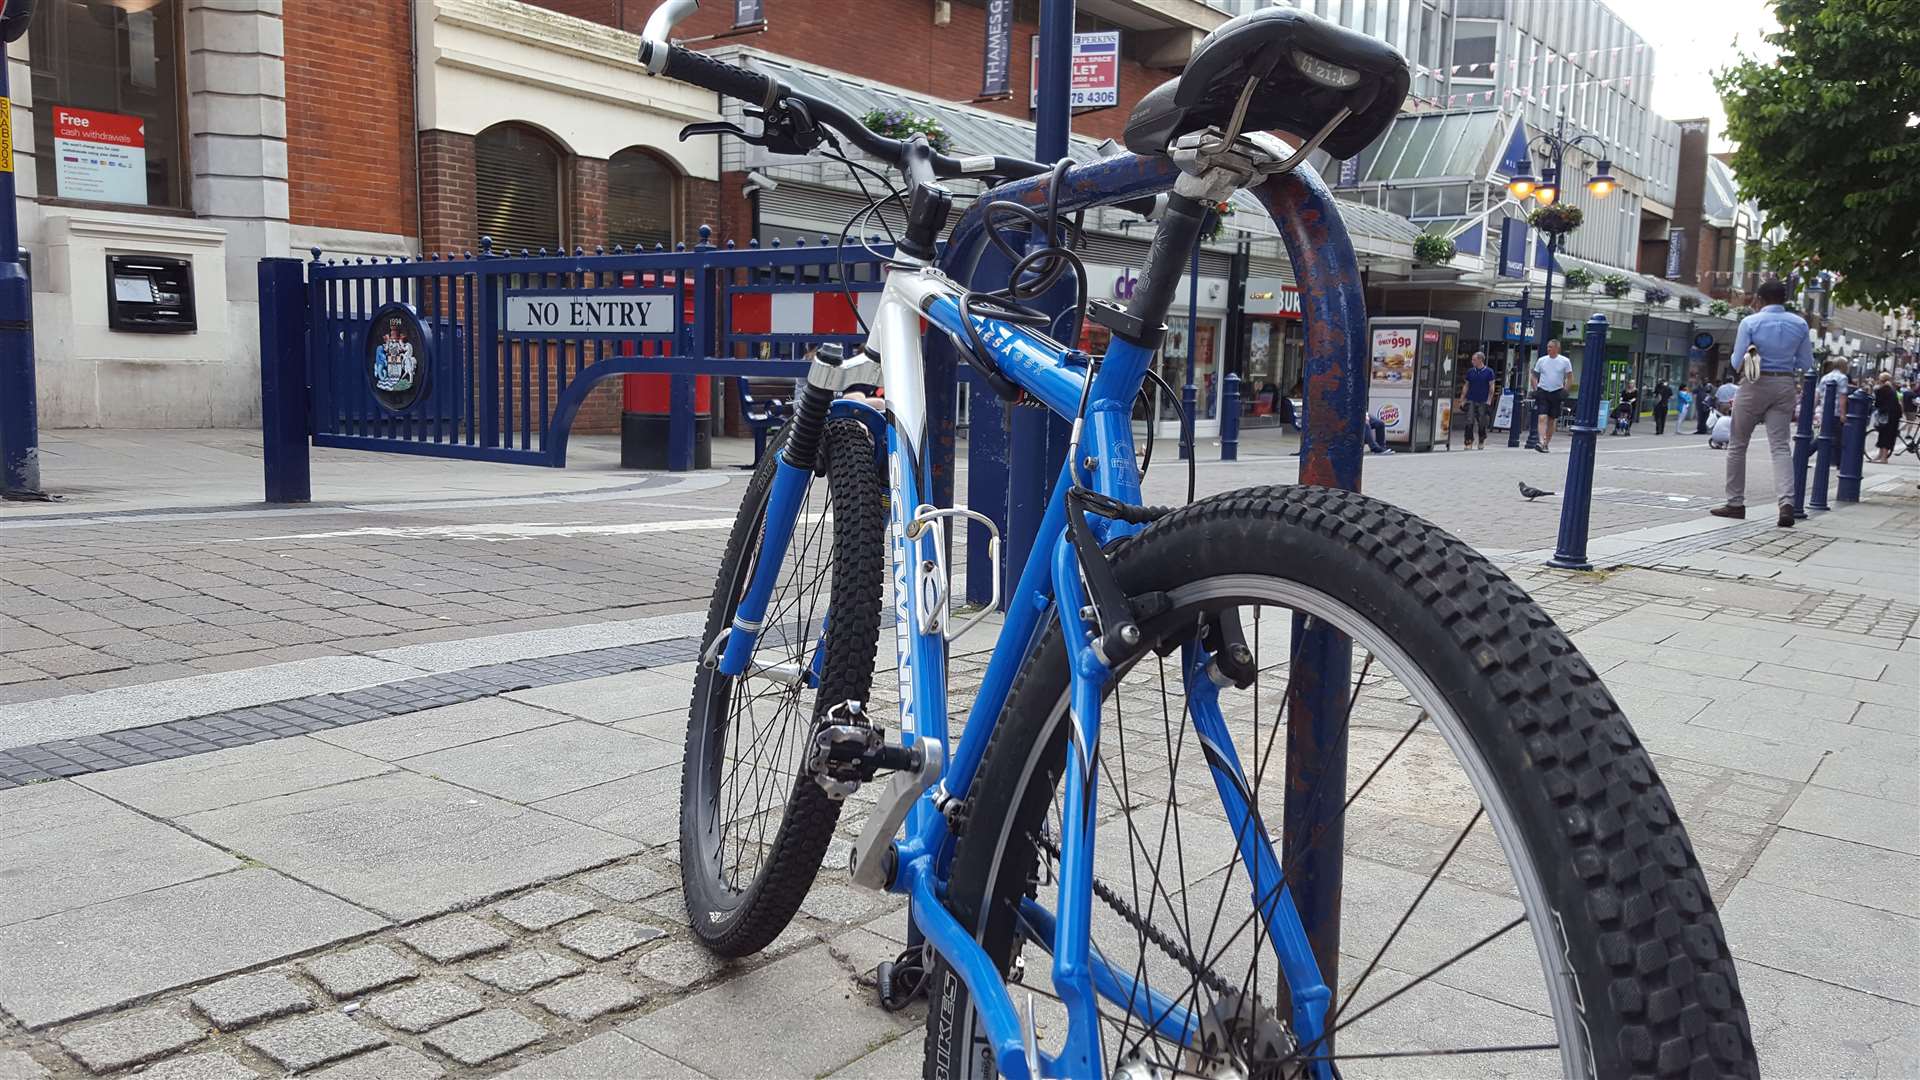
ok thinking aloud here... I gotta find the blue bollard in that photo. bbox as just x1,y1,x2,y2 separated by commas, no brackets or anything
1219,372,1240,461
1837,388,1870,502
1810,382,1838,512
259,258,312,503
1549,314,1609,570
1790,372,1816,519
1508,393,1532,448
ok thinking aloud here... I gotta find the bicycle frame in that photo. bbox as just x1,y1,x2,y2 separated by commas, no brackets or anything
712,152,1371,1080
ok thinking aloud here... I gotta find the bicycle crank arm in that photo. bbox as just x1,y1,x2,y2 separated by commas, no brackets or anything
848,737,944,891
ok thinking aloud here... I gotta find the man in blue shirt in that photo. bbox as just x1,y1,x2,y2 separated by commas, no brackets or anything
1710,279,1813,527
1456,351,1497,449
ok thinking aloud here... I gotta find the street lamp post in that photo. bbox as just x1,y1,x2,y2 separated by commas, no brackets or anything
0,1,40,499
1505,113,1617,438
1506,115,1617,567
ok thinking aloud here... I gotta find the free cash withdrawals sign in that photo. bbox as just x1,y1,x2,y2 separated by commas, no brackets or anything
1030,31,1120,109
505,291,678,337
54,106,146,204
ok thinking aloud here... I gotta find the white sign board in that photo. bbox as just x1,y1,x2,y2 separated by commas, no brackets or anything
505,291,678,336
1030,31,1121,109
54,107,147,205
1493,388,1516,430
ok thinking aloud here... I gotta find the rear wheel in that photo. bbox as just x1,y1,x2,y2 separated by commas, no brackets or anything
680,419,885,957
924,485,1756,1079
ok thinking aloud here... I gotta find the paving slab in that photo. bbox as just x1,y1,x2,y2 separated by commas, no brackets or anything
506,667,692,723
626,939,736,990
56,1008,205,1073
492,889,596,932
1779,785,1920,854
243,1012,388,1073
419,1009,547,1066
310,698,569,762
619,935,914,1078
308,1046,445,1080
823,1032,924,1079
0,781,239,927
141,1052,262,1080
187,972,315,1030
467,951,584,994
403,720,677,802
1810,750,1920,804
301,946,418,999
1748,828,1920,917
0,1053,47,1080
1737,947,1920,1077
178,772,639,921
556,916,665,961
75,737,392,818
0,868,386,1028
529,972,647,1023
1721,879,1919,1003
395,915,512,964
578,863,673,903
361,980,484,1034
531,768,680,845
496,1031,704,1079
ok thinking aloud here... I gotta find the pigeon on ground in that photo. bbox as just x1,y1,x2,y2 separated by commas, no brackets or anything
1518,481,1556,500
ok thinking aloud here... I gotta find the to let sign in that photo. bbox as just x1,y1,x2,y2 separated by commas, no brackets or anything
506,291,678,337
1030,31,1121,109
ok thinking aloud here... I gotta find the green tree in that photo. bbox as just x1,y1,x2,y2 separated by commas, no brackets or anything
1715,0,1920,310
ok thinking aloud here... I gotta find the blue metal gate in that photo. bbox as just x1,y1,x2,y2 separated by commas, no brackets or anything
259,226,891,497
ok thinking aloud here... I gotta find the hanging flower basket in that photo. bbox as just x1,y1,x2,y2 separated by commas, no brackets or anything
1529,204,1584,236
1644,286,1672,306
1708,300,1732,318
1562,267,1595,291
860,109,952,153
1677,295,1701,312
1602,274,1632,298
1413,232,1457,266
1200,201,1235,242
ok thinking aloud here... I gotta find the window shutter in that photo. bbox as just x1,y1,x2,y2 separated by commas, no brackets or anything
608,150,678,251
475,125,563,254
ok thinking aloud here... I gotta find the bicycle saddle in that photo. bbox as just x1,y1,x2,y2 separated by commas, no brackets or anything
1123,7,1409,160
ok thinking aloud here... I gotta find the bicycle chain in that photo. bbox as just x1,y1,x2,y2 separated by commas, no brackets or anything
1030,831,1233,999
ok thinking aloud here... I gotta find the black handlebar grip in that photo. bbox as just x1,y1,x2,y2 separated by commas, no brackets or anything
658,43,778,108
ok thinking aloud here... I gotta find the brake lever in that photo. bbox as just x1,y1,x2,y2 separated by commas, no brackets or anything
678,121,752,143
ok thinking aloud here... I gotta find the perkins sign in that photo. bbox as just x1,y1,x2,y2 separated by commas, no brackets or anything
505,291,678,337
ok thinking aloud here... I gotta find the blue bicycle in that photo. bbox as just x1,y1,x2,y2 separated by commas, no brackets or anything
641,3,1758,1077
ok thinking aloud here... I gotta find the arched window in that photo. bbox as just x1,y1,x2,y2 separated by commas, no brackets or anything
608,148,678,251
475,123,564,253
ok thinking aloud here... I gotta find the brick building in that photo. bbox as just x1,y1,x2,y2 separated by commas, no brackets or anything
18,0,1418,434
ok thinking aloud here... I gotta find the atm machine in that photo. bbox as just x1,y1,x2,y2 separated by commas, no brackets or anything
1366,316,1459,451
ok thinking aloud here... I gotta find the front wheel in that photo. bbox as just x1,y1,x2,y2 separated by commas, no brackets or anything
680,418,885,957
924,485,1756,1079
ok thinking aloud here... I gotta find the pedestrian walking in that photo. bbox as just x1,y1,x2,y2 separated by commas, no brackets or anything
1696,377,1715,434
1653,378,1673,435
1531,339,1573,453
1457,350,1496,449
1709,279,1813,527
1870,372,1901,463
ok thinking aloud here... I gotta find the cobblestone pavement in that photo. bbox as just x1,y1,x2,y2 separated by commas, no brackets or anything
0,428,1914,1078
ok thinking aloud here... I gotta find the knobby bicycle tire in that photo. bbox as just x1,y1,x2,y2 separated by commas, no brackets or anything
680,419,886,957
923,484,1757,1079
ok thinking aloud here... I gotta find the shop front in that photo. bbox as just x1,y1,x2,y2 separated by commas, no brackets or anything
1240,277,1304,426
1082,264,1232,439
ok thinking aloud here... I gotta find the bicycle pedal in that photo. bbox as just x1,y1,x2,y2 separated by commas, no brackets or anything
848,737,944,891
807,702,924,801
